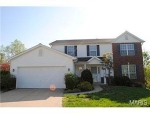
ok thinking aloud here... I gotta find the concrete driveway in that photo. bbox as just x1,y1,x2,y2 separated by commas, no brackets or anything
0,88,64,107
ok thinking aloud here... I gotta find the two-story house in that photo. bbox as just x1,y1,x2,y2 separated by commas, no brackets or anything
10,31,145,88
50,38,114,84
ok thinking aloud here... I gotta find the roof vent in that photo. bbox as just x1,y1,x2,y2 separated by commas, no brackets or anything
39,49,43,57
125,35,128,40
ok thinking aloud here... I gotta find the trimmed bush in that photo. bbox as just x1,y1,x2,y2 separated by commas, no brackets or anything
114,76,123,86
109,76,115,86
122,76,132,86
132,82,144,87
0,70,16,91
64,88,81,93
64,73,80,90
81,69,93,85
77,81,93,91
114,76,131,86
0,70,10,75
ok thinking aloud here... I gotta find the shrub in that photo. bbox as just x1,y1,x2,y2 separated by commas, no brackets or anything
109,76,115,86
114,76,131,86
146,81,150,89
132,82,144,87
0,63,10,71
122,76,131,86
145,76,150,89
81,69,93,85
64,73,80,90
64,88,81,93
114,76,123,86
0,70,10,75
77,81,93,91
0,71,16,91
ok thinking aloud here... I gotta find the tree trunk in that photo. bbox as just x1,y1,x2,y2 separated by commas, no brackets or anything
108,69,111,85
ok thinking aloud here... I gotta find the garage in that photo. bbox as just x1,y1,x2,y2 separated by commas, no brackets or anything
17,66,66,88
10,44,76,89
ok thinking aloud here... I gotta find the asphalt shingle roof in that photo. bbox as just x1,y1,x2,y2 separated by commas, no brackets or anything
77,57,103,62
50,39,115,45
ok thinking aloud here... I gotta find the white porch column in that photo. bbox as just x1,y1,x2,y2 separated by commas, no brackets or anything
104,77,106,84
84,64,86,69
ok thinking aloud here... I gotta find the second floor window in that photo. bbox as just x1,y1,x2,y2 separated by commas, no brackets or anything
120,44,135,56
67,46,75,56
89,45,97,56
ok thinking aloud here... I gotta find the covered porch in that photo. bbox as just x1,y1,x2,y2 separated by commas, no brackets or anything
75,57,109,84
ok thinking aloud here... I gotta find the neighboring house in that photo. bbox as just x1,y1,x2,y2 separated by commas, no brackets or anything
10,31,145,88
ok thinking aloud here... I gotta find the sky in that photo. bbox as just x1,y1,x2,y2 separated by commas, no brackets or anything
0,0,150,51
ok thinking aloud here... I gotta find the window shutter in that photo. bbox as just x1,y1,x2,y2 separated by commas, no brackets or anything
97,45,100,56
74,46,77,56
134,44,137,56
118,44,120,55
120,65,122,76
136,65,139,79
65,46,67,54
101,77,104,83
87,45,89,56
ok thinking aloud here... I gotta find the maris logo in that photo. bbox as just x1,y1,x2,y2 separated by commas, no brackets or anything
129,100,147,105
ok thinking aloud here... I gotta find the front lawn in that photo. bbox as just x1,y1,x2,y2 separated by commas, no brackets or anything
63,86,150,107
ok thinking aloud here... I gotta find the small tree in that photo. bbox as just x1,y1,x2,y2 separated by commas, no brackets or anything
143,51,150,87
143,51,150,68
0,46,6,63
102,53,113,85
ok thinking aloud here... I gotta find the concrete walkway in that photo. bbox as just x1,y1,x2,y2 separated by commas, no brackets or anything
65,83,103,95
0,89,63,107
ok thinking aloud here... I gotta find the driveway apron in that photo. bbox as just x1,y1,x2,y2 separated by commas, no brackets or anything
0,88,64,107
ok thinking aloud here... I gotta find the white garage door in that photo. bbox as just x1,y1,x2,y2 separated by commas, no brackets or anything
17,66,66,88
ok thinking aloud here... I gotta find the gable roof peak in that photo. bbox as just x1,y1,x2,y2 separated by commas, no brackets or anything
9,43,77,61
112,30,145,43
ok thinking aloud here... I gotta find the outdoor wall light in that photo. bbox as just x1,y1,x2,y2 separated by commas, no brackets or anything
13,69,15,72
79,67,82,71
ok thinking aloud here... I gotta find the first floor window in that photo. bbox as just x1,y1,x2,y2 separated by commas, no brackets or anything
121,65,137,79
67,46,75,56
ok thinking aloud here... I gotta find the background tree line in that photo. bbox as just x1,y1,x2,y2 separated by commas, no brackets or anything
0,39,26,63
143,50,150,88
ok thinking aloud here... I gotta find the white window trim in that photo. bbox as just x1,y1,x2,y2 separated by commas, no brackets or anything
120,44,135,56
89,45,97,56
67,46,75,56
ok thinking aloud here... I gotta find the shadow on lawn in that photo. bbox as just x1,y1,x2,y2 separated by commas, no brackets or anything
82,86,150,104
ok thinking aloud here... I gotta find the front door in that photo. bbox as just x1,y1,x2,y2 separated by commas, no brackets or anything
91,67,100,82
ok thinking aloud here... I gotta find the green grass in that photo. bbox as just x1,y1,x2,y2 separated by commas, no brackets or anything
63,86,150,107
